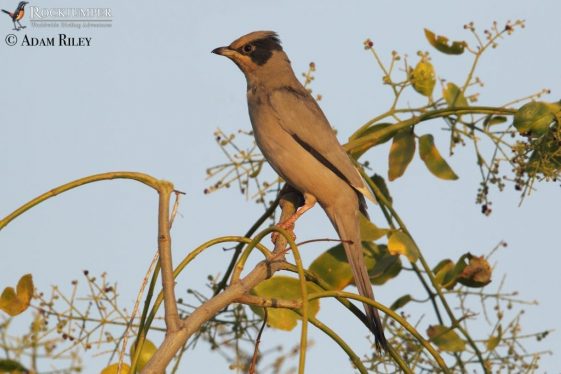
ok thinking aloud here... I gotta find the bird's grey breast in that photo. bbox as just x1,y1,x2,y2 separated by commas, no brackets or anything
246,85,296,180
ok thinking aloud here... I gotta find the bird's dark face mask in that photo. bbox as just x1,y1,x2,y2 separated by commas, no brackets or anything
212,32,283,74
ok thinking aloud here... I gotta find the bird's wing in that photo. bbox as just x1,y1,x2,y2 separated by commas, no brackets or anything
269,86,375,203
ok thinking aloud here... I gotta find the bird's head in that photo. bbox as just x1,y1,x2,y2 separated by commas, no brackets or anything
19,1,29,7
212,31,293,85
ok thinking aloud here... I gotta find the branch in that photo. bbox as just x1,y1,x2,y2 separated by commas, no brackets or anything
141,190,301,373
347,106,515,148
213,194,281,295
0,171,165,231
157,181,181,332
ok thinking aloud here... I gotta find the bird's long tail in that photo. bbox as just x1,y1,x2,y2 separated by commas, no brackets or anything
1,9,11,15
327,206,388,352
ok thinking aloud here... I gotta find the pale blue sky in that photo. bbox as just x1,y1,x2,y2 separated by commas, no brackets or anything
1,0,560,372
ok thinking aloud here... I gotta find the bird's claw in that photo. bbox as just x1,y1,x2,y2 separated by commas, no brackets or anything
271,222,296,245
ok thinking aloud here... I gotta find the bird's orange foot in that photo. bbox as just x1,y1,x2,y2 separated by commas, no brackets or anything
271,221,296,244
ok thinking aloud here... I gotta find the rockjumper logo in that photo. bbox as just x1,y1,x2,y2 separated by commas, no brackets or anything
1,1,29,31
3,3,112,47
28,6,112,29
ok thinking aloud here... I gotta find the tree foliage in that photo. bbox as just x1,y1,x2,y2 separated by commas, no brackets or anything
0,21,557,373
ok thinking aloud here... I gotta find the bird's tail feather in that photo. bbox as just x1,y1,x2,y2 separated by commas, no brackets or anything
328,207,388,352
1,9,11,15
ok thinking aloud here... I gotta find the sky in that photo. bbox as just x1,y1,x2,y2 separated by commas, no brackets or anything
1,0,560,372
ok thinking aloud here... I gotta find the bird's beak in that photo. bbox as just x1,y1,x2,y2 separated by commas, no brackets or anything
212,46,235,58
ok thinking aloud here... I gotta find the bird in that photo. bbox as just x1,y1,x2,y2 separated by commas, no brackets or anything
212,31,387,351
1,1,28,31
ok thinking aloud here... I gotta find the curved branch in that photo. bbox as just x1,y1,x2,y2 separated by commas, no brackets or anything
0,171,167,230
308,291,450,373
347,106,516,150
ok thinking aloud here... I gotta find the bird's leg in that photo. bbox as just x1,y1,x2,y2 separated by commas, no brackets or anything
18,21,25,29
13,21,18,30
272,193,316,244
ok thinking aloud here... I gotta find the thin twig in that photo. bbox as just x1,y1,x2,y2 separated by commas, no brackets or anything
248,308,267,374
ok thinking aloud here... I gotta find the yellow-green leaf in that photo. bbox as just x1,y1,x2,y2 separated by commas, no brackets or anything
359,214,389,242
513,101,558,137
443,82,468,108
486,326,502,351
250,276,321,331
390,294,412,310
309,242,401,290
388,128,415,181
387,231,419,262
486,335,500,351
130,339,157,372
424,29,467,55
370,174,392,203
410,58,436,97
526,128,561,175
365,243,402,285
434,253,491,290
101,363,131,374
427,325,466,352
433,259,458,289
346,123,397,159
0,274,34,316
483,115,507,128
309,244,354,290
419,134,459,180
0,359,28,373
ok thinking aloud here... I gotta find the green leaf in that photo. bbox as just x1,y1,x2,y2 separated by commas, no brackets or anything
513,101,558,137
388,128,415,181
370,174,392,203
390,294,412,310
309,242,402,290
346,123,397,159
387,231,419,262
0,359,28,372
418,134,459,180
410,58,436,97
433,259,457,289
0,274,34,316
526,128,561,175
443,82,468,108
424,28,467,55
433,253,491,290
309,244,354,290
427,325,466,352
483,115,507,128
250,276,321,331
359,214,389,242
365,243,402,285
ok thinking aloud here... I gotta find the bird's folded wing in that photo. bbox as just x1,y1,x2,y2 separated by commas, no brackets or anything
269,87,375,203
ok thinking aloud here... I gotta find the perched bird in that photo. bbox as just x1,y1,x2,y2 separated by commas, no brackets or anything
1,1,28,31
212,31,387,350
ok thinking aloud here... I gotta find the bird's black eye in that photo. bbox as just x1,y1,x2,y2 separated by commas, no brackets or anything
242,44,254,54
